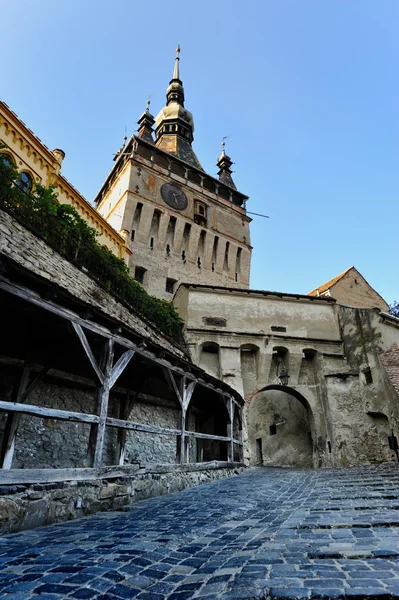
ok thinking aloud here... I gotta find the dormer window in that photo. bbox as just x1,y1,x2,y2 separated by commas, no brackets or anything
194,200,207,227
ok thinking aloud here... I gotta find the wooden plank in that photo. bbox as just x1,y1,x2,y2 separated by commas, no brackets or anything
0,465,141,485
107,416,181,436
176,408,186,464
93,339,114,468
110,349,135,388
0,400,100,425
183,380,196,411
0,461,244,485
72,322,104,385
162,368,182,406
227,396,234,463
184,431,231,442
1,363,31,469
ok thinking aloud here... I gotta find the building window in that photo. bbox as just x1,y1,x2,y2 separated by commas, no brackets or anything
18,172,33,193
165,278,176,294
134,266,146,285
0,153,13,168
269,424,277,436
194,200,207,227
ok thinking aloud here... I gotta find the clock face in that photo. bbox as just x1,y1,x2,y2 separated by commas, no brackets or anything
160,183,188,211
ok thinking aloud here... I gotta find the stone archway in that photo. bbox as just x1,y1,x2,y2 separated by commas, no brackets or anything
248,385,314,467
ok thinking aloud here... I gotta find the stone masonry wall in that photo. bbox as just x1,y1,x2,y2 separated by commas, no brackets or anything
0,465,244,535
380,343,399,397
0,365,184,468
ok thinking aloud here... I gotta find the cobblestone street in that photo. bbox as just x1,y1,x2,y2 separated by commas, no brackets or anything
1,465,399,599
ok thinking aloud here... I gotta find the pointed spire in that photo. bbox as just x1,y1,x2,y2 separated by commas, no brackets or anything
166,44,185,106
137,96,155,144
173,44,180,80
217,137,237,190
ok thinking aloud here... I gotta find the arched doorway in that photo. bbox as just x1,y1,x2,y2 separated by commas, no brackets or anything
248,385,314,467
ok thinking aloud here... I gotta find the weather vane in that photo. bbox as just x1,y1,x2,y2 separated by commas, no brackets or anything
146,92,156,112
222,135,231,154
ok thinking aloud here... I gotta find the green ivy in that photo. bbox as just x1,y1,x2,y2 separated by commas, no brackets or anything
0,147,185,347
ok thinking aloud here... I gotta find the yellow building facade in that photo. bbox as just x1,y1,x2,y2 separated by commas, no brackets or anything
0,101,130,261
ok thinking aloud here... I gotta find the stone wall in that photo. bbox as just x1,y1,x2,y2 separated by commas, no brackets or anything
0,365,184,468
0,464,244,535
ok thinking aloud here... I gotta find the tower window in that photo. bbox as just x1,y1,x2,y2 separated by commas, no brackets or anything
165,278,176,294
134,267,147,285
194,200,207,227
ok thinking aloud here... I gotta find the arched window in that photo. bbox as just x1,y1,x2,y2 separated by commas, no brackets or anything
18,172,33,193
0,153,14,168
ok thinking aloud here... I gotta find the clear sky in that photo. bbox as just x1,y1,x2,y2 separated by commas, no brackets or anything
2,1,398,304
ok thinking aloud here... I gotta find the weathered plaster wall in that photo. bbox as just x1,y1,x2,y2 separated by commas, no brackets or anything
331,270,389,312
176,285,399,469
248,390,313,467
97,153,251,300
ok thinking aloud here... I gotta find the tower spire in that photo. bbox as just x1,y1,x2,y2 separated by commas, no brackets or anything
154,46,203,170
137,96,155,144
217,137,237,190
173,44,180,80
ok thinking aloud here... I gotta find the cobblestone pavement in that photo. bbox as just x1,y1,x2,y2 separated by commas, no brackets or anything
1,465,399,599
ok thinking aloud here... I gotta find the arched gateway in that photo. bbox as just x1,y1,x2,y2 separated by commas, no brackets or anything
248,385,315,468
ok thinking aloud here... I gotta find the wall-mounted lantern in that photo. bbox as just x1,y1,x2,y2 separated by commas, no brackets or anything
278,369,290,386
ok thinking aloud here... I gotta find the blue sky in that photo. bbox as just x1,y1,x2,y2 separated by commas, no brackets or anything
3,1,398,304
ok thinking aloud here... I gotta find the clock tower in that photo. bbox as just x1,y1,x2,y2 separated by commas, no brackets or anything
94,48,252,300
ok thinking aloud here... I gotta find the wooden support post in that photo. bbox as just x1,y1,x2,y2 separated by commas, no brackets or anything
1,363,49,469
92,339,114,469
175,377,197,464
117,388,137,466
238,406,244,462
227,396,234,463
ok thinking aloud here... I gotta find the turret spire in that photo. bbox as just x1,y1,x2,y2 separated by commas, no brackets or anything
173,44,180,80
217,137,237,190
137,96,155,144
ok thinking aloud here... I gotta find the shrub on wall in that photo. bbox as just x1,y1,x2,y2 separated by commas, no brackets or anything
0,151,185,347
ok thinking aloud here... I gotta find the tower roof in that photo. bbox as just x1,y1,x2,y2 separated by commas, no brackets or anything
137,98,155,144
217,140,237,190
154,46,203,170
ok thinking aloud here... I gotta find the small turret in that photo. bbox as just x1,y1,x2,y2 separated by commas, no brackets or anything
137,99,155,144
217,140,237,190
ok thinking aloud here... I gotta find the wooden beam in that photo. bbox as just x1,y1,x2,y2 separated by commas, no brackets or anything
0,400,100,424
0,460,244,485
184,431,231,442
0,400,184,436
0,465,141,485
107,417,181,436
109,349,135,389
71,322,104,384
93,339,114,468
162,368,183,406
227,396,234,463
1,364,49,469
183,380,196,411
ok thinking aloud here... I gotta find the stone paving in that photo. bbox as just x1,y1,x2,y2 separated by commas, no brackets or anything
1,465,399,599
